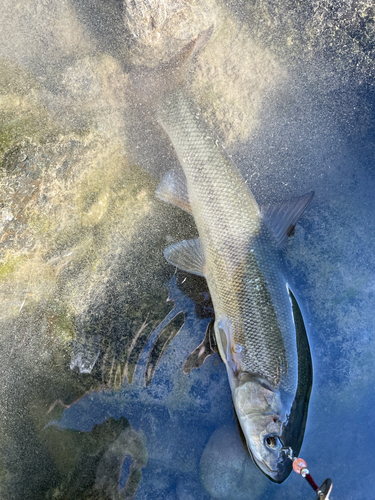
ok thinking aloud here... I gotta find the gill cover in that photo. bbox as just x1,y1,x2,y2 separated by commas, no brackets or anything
233,376,286,480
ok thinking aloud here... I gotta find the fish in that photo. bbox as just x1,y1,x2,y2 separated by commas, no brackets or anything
148,27,313,483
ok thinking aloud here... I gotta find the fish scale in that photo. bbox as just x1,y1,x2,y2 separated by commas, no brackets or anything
154,29,313,477
158,89,298,395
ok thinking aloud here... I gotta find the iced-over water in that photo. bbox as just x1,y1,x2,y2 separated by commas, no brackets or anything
1,1,375,499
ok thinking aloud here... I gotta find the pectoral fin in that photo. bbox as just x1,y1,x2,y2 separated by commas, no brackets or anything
216,316,241,376
183,319,217,373
261,192,314,248
164,238,205,277
156,170,192,214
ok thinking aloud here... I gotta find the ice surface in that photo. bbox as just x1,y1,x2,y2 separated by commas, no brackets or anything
70,334,101,373
1,1,375,499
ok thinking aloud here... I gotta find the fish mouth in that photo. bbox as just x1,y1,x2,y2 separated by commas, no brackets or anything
262,461,279,474
252,452,291,484
266,458,292,484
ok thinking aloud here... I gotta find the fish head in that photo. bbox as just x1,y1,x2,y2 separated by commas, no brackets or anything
214,315,294,482
233,373,291,482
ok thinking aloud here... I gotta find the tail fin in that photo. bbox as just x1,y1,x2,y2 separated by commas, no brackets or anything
128,26,214,106
167,24,214,87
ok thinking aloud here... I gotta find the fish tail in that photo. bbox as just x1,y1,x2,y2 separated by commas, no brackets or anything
128,26,214,107
170,25,214,86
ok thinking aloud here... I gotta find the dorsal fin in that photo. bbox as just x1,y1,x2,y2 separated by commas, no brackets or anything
155,169,192,215
261,192,314,248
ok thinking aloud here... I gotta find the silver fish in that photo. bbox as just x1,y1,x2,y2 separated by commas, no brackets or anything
153,28,313,482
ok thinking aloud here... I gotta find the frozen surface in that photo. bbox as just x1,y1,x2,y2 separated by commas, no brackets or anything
1,0,375,499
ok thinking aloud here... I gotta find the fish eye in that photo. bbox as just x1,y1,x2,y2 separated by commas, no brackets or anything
264,435,281,450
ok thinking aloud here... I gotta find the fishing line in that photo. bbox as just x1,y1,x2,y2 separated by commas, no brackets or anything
282,446,333,499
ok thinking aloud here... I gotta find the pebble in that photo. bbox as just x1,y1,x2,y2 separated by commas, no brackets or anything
200,426,268,499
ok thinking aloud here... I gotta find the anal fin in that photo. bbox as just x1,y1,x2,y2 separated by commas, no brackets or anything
164,238,205,277
156,170,192,215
